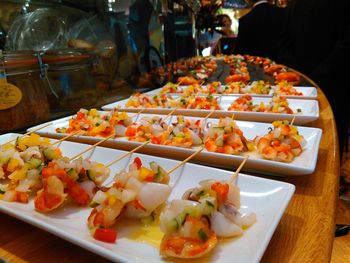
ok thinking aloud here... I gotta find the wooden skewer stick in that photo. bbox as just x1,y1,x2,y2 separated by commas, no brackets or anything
231,113,235,120
1,122,52,146
227,155,249,184
130,108,146,119
163,108,177,122
203,109,215,122
51,130,81,146
290,116,296,126
68,134,115,161
167,147,204,175
106,141,151,168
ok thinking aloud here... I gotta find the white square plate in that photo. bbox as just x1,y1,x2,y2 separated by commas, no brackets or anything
147,85,318,100
0,133,295,263
101,95,319,125
27,113,322,176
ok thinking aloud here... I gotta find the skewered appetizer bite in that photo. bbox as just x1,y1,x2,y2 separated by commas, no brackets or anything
204,117,253,155
0,134,62,203
88,157,171,243
125,93,175,108
249,80,272,95
160,82,183,94
56,109,133,137
228,95,266,112
159,178,256,259
162,116,204,148
255,120,305,162
125,115,169,143
274,81,303,96
178,95,221,110
267,95,298,114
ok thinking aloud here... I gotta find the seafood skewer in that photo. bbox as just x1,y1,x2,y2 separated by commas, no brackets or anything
87,147,204,243
159,156,256,259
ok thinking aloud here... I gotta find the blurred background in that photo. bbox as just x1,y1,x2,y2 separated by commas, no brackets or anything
0,0,286,132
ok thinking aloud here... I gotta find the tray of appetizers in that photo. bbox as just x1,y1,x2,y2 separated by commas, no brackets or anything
0,132,294,263
101,93,319,125
27,110,322,176
148,81,318,100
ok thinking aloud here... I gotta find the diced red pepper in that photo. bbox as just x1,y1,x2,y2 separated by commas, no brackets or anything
211,182,229,202
77,112,85,120
133,157,142,169
93,228,117,243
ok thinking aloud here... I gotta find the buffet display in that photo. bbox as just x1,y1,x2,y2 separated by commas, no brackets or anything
1,54,322,262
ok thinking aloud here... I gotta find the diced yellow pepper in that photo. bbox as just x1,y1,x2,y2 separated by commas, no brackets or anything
89,108,99,117
7,158,20,172
108,196,117,206
9,167,28,181
173,137,184,143
139,167,154,181
27,133,41,146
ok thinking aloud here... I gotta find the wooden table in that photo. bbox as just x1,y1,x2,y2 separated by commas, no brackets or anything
0,84,339,263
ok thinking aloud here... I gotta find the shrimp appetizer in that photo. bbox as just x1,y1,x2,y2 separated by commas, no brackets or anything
274,81,303,96
0,134,62,203
125,116,169,142
249,80,272,95
56,109,132,137
177,95,221,110
161,116,204,148
159,179,256,258
87,157,171,243
228,94,266,112
267,95,299,114
125,93,175,108
255,120,305,162
204,117,253,154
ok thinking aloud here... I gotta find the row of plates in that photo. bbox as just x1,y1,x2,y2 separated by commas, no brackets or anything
148,85,318,100
102,95,319,125
0,133,295,263
0,85,320,262
28,112,322,176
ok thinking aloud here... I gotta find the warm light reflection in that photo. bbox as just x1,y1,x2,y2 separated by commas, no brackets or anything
241,187,284,197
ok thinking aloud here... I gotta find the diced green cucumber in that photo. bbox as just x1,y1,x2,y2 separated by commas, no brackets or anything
87,169,97,181
67,168,79,181
198,228,208,242
43,148,55,161
215,137,224,147
140,214,155,225
25,158,43,169
200,196,217,215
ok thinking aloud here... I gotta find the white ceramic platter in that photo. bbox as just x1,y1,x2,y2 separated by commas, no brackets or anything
0,133,295,263
27,113,322,176
101,95,319,125
146,85,318,100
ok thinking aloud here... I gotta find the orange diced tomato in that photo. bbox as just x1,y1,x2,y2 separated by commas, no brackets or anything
93,228,117,243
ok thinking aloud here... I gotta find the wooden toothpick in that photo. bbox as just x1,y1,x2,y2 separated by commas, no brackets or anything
290,116,296,126
106,141,151,168
227,155,249,184
167,147,204,175
68,133,115,161
51,130,81,146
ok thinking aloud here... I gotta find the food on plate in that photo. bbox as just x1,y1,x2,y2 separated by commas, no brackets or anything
159,178,256,258
255,120,305,162
263,63,286,75
160,82,183,94
267,95,298,114
274,81,303,96
275,71,300,85
249,80,272,95
225,74,250,84
177,76,199,85
177,95,221,110
161,116,204,148
0,134,62,203
228,95,266,112
125,93,176,108
56,109,132,137
204,117,253,154
88,157,171,243
125,116,169,142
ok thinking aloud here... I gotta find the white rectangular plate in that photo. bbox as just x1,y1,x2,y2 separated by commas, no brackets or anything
101,95,319,125
0,133,295,263
147,85,318,100
28,113,323,176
